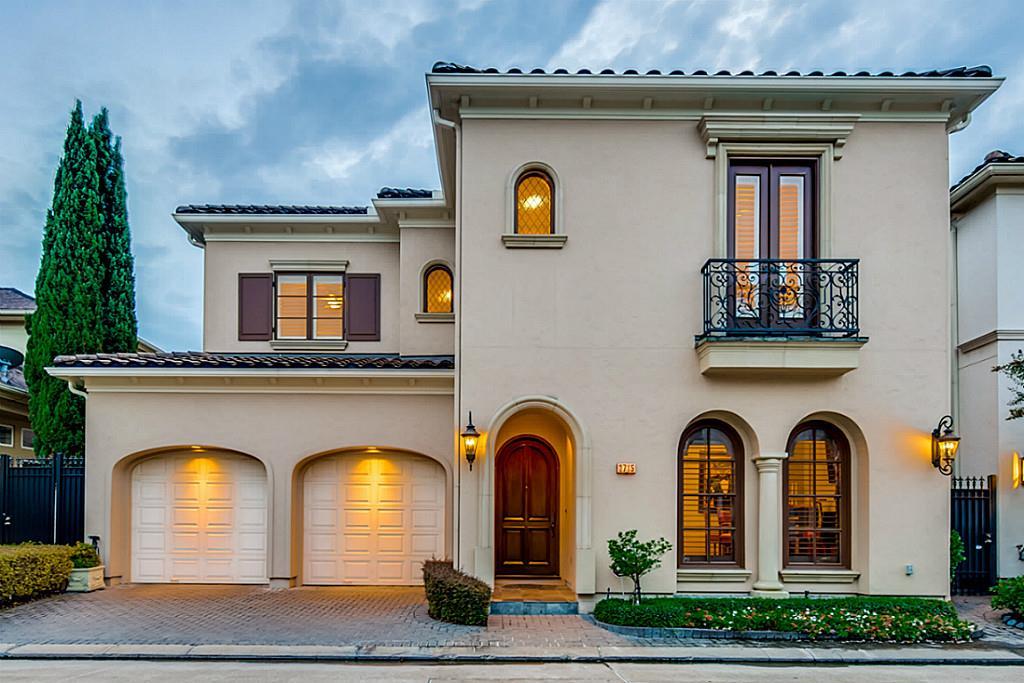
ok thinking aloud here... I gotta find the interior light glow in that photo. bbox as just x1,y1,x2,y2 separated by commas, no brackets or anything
522,194,545,210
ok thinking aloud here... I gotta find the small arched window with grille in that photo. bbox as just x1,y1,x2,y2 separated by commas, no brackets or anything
423,264,453,313
678,420,743,566
784,421,851,567
515,170,554,235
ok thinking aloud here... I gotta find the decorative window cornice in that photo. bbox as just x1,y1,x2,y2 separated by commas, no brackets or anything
268,259,349,271
699,113,859,159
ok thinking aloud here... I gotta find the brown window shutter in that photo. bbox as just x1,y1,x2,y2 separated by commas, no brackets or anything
238,273,273,341
345,273,381,341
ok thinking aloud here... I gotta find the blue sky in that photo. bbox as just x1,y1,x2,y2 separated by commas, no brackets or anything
1,0,1021,350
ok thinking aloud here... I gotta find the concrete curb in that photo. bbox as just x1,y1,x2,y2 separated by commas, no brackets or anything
0,643,1022,665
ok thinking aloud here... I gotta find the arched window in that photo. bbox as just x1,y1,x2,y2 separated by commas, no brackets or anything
515,170,554,235
678,421,743,566
784,422,850,567
423,264,453,313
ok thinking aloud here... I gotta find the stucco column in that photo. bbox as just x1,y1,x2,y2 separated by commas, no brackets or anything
751,452,789,598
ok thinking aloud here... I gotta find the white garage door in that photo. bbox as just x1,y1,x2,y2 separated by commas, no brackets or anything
132,452,268,583
303,452,446,585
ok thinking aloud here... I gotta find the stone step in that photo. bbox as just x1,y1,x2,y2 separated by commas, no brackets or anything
489,600,579,615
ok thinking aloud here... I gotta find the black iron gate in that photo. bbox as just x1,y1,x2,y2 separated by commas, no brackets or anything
0,453,84,545
951,475,997,595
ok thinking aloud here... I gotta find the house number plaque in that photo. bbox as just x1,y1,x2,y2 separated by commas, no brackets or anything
616,462,637,475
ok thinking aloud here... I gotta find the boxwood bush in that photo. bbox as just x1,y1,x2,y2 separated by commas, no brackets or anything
594,596,972,642
69,542,101,569
991,576,1024,618
0,544,74,607
422,559,491,626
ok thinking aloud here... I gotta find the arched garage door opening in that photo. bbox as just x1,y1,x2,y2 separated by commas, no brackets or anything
302,449,446,585
131,449,268,584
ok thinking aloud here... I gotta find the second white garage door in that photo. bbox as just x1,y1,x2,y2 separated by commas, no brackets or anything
303,452,446,585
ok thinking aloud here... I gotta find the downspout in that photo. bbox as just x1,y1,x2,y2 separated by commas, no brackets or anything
65,378,88,399
950,217,961,476
433,108,463,569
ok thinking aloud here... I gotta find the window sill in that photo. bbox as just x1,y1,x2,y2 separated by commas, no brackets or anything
415,312,455,324
694,337,867,376
677,568,752,583
270,339,349,351
501,234,567,249
780,569,860,584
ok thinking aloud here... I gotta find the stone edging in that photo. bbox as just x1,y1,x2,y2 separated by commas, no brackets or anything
592,618,808,641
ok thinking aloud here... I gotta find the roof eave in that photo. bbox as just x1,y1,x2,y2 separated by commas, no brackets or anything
951,164,1024,213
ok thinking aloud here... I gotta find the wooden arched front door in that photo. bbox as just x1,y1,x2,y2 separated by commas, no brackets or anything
495,436,559,577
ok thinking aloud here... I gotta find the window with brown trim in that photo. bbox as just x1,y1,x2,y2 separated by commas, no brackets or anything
514,170,554,235
784,421,850,567
423,264,453,313
678,421,743,566
275,272,344,340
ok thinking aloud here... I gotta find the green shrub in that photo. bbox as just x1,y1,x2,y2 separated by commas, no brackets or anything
607,529,672,605
991,576,1024,617
69,542,101,569
422,559,491,626
0,544,74,606
949,530,966,582
593,596,972,642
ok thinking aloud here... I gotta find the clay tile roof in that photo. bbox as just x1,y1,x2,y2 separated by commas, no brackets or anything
51,351,454,371
952,149,1024,191
174,204,368,216
0,287,36,311
431,62,994,78
376,187,435,199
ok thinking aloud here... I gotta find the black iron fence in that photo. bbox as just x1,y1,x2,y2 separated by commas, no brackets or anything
0,453,84,545
951,475,997,595
700,258,860,338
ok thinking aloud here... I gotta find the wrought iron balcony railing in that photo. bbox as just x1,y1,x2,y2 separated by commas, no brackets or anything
700,258,860,339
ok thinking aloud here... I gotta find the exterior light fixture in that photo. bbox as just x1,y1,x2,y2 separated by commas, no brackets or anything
461,412,480,471
1013,451,1022,489
931,415,960,476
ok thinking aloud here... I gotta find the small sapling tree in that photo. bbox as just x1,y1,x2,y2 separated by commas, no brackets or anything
607,529,672,605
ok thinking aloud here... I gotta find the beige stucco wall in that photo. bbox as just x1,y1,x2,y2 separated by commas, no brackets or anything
82,386,453,585
398,226,455,356
455,118,952,597
955,187,1024,578
0,395,33,457
202,240,401,353
0,316,30,355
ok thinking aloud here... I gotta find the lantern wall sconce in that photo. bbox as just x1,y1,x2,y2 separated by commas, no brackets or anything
1012,451,1022,489
931,415,960,476
461,411,480,470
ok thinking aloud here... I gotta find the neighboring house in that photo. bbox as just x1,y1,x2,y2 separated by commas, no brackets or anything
1,287,37,457
951,150,1024,581
47,63,1002,604
0,286,159,458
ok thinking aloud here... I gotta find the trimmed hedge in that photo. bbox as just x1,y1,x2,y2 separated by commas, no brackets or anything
0,544,74,607
593,596,972,642
991,576,1024,618
423,559,491,626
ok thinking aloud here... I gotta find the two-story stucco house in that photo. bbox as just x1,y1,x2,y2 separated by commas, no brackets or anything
951,150,1024,585
48,63,1002,606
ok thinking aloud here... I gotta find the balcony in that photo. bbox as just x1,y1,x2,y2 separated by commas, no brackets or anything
695,258,866,376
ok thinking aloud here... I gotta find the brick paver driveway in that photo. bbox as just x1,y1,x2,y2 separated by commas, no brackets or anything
0,585,632,648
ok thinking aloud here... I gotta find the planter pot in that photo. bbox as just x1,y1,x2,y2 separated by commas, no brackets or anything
67,565,105,593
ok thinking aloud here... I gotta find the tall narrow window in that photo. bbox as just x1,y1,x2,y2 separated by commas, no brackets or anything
678,421,743,566
423,264,453,313
275,273,344,340
728,160,816,326
515,171,554,235
784,422,850,567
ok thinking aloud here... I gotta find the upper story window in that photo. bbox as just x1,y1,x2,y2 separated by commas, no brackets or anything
515,170,554,235
784,421,850,568
21,428,35,451
729,159,816,262
423,264,453,314
276,273,344,340
678,420,743,566
0,424,12,448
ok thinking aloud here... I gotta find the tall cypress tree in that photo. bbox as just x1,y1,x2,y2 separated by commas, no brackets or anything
24,101,106,456
90,109,137,352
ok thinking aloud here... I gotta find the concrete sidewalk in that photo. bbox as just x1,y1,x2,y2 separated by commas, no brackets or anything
1,641,1022,665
